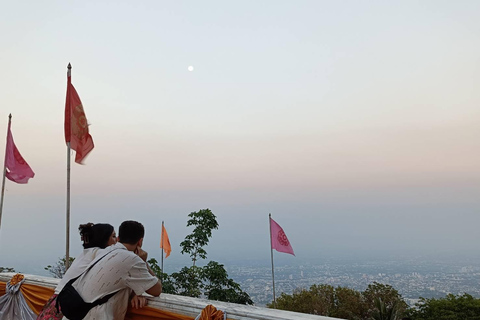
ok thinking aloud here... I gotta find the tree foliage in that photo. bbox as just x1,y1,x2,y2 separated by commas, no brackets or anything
180,209,218,266
407,293,480,320
363,282,408,319
269,284,367,319
147,258,176,294
269,282,408,320
170,265,204,298
148,208,252,305
44,256,75,278
334,286,368,320
271,283,480,320
203,261,253,305
372,297,401,320
0,267,15,273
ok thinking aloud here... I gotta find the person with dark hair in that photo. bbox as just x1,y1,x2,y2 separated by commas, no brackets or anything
37,223,117,320
118,220,145,245
81,223,116,249
66,220,161,320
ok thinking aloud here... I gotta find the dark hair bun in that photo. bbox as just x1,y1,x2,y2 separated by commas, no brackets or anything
78,223,95,248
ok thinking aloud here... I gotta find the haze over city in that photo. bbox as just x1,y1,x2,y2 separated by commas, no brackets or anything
1,1,479,276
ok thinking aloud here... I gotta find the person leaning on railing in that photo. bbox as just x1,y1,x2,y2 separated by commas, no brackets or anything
37,222,118,320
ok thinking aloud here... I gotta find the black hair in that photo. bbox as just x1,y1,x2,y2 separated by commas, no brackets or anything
78,223,114,249
118,220,145,245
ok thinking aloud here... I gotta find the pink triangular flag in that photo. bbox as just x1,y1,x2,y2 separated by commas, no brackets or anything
270,217,295,256
5,120,34,184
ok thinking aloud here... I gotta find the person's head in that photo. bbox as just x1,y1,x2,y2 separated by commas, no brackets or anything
78,223,116,249
118,220,145,247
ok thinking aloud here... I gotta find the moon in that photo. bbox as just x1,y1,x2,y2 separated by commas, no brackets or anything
188,66,194,72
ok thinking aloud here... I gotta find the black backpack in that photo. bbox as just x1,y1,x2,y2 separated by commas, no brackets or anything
56,249,119,320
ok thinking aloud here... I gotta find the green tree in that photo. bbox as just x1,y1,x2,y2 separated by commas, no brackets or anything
171,208,252,305
44,256,75,278
363,282,408,319
271,284,367,318
308,284,336,315
203,261,253,305
333,286,368,320
0,267,15,273
269,282,409,320
147,258,176,294
270,284,337,316
371,297,400,320
180,208,218,267
170,266,204,298
407,293,480,320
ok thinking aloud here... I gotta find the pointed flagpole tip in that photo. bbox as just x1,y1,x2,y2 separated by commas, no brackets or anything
67,63,72,69
8,114,12,119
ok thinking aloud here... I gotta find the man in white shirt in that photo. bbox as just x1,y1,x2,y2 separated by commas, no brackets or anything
70,220,162,320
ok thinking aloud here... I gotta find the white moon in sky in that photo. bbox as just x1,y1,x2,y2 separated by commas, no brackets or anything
188,66,194,72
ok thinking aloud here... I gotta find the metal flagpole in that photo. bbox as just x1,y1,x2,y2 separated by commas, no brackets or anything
0,114,12,231
65,63,72,270
66,141,71,269
161,221,164,272
269,213,276,308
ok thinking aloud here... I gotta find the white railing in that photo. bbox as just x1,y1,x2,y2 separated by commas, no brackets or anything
0,273,344,320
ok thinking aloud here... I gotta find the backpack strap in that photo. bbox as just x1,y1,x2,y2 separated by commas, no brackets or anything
71,248,118,284
56,248,120,310
92,290,118,307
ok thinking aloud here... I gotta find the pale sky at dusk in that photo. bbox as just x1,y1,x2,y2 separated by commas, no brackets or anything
1,1,479,274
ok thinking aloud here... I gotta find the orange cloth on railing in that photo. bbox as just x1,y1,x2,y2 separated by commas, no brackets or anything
20,282,55,314
197,304,225,320
0,280,54,314
1,280,196,319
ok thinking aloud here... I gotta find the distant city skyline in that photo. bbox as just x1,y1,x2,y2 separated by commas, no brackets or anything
227,256,480,306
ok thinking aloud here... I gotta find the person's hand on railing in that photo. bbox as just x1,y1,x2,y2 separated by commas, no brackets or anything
131,295,148,309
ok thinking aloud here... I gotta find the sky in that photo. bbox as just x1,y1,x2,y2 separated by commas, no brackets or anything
1,1,479,275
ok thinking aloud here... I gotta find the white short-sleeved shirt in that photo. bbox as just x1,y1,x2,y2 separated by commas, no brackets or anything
70,242,158,320
55,247,102,294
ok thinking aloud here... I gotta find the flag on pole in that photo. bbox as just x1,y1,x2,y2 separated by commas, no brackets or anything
161,224,172,258
64,64,94,164
270,217,295,256
5,119,35,184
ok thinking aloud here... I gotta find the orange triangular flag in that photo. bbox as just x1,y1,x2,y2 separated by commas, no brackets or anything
160,224,171,258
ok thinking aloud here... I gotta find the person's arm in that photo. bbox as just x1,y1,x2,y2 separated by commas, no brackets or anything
145,280,162,296
136,247,162,296
145,261,156,277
